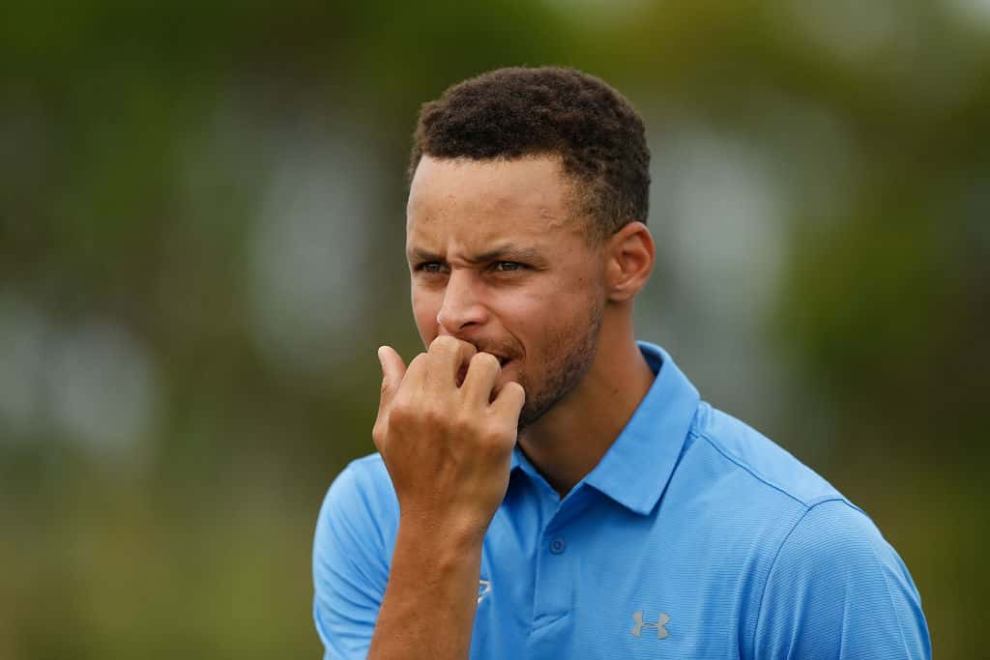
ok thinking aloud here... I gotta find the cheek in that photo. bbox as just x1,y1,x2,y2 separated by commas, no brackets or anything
411,290,440,343
532,291,598,350
494,293,563,360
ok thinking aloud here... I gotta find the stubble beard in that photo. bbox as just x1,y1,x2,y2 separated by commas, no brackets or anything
515,299,604,431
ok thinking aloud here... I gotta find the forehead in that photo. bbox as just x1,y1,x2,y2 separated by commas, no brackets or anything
406,155,583,250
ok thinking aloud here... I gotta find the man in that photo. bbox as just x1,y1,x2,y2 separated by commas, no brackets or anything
313,66,930,659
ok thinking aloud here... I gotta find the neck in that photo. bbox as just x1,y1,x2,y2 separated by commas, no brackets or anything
517,305,655,496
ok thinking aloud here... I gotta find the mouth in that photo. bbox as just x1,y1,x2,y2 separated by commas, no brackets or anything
456,355,514,386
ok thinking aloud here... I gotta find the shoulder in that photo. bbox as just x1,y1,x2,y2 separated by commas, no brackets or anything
771,498,911,581
320,453,394,512
686,404,924,592
658,401,867,570
314,453,398,559
312,454,397,656
688,402,846,509
682,407,929,656
753,499,930,658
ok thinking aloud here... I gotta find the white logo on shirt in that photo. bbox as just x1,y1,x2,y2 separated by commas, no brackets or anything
631,610,670,639
477,579,492,604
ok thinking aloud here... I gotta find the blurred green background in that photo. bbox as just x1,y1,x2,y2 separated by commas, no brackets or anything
1,0,987,657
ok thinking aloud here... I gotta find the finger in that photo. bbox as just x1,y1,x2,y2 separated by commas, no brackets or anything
426,336,477,387
461,352,501,405
377,345,407,413
490,380,525,422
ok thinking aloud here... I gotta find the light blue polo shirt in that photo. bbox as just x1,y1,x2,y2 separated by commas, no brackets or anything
313,342,930,659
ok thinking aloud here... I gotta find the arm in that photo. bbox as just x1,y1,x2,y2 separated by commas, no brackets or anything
369,515,484,658
753,499,931,659
368,337,524,660
312,455,488,660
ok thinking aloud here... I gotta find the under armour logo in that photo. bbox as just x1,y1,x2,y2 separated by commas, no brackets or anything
631,610,670,639
477,579,492,604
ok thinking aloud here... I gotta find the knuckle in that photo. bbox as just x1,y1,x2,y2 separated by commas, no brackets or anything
478,424,500,443
451,411,476,436
480,427,512,452
421,406,447,427
371,423,386,447
388,401,412,425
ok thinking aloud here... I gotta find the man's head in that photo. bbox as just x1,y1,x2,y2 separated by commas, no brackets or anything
405,67,654,428
409,66,650,243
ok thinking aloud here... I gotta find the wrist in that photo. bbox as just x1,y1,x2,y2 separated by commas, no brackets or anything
398,508,490,548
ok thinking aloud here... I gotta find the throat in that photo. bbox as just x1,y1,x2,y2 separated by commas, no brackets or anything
518,353,655,496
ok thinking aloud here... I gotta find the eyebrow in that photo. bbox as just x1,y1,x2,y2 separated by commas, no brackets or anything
407,244,545,265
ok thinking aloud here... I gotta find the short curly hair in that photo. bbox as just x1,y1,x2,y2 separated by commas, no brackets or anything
409,66,650,242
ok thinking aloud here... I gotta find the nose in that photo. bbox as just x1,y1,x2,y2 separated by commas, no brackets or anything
436,269,489,335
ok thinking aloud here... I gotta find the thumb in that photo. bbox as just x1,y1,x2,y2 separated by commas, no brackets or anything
377,345,407,410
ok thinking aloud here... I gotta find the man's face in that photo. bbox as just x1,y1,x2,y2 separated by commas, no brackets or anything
406,155,606,428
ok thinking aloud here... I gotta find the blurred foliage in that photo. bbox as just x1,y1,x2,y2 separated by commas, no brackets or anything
1,1,987,658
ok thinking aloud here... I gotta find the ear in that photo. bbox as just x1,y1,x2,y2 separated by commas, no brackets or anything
604,221,655,302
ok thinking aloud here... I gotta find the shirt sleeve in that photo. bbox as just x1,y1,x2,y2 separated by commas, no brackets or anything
753,498,931,660
312,458,397,659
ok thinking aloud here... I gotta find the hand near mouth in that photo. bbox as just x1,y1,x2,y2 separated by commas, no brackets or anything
373,335,525,535
368,335,525,659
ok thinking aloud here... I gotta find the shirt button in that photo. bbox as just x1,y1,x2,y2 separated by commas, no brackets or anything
549,538,566,554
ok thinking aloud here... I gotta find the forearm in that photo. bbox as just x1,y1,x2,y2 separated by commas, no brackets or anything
368,339,522,658
368,518,485,659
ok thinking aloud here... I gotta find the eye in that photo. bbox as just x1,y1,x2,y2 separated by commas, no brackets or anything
414,261,448,274
491,261,525,273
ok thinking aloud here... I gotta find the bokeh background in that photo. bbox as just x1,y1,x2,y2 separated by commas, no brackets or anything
2,1,988,657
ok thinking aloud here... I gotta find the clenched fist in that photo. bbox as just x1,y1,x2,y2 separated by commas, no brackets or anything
373,336,526,538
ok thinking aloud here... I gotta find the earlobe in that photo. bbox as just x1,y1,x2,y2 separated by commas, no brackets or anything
606,222,655,302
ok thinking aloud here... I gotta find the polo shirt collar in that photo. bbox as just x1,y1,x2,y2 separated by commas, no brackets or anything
510,342,700,515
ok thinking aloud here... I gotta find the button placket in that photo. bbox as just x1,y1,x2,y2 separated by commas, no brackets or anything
528,482,583,641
